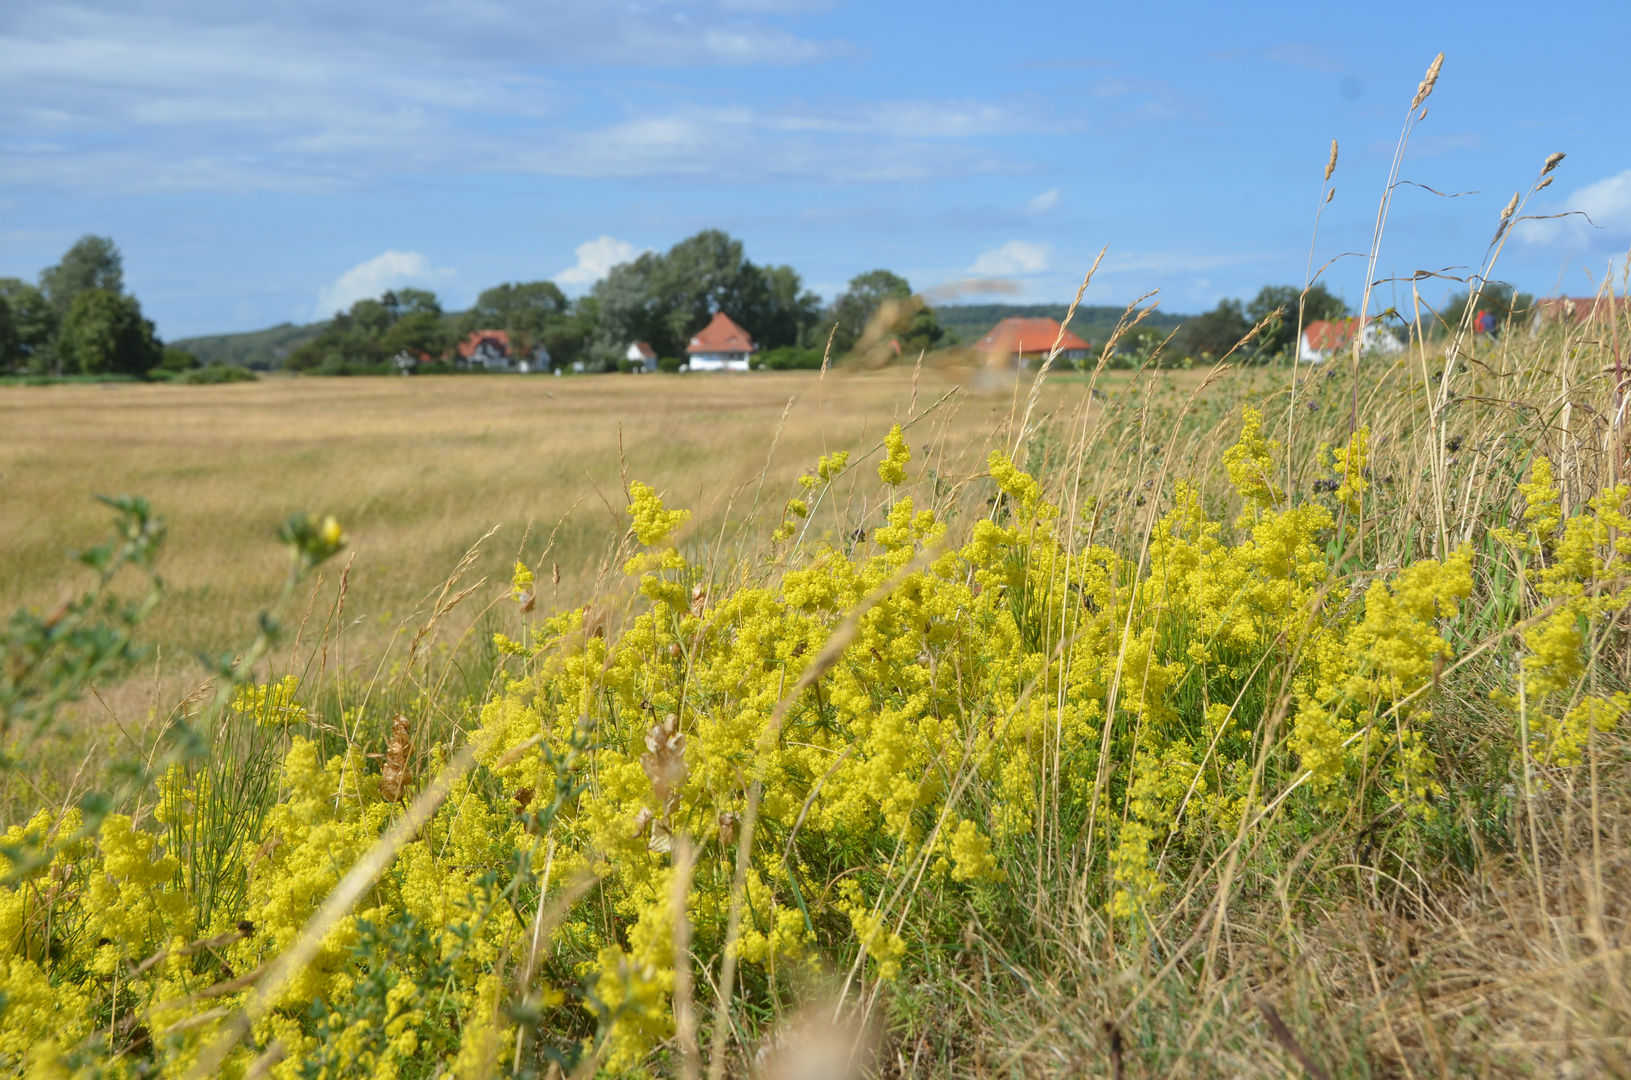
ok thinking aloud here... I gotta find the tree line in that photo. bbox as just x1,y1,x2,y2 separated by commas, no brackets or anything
285,230,947,374
1,235,253,381
6,230,1538,379
1169,280,1536,364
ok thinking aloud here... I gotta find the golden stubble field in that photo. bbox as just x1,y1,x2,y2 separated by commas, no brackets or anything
2,366,1114,671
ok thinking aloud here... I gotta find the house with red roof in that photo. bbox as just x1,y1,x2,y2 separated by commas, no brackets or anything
456,329,549,372
457,329,513,370
974,317,1091,366
625,341,659,372
1297,318,1403,364
685,312,756,371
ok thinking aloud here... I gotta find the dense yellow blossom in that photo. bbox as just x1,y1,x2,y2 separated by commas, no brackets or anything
878,424,911,485
6,407,1623,1076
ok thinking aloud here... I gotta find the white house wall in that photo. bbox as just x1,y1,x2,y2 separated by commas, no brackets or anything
687,353,751,371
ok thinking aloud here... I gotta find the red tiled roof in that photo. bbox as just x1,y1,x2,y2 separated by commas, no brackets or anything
686,312,756,354
1302,319,1361,351
457,329,510,359
631,341,657,361
974,317,1090,355
1535,296,1631,323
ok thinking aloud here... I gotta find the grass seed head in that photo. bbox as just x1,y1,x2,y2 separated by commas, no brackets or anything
1324,140,1338,182
379,714,412,803
1412,52,1444,109
642,713,688,815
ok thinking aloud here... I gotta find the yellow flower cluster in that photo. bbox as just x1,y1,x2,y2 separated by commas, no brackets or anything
877,424,910,486
6,411,1624,1075
1490,457,1631,766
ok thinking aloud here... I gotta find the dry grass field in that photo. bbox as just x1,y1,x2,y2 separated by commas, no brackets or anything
1,364,1133,667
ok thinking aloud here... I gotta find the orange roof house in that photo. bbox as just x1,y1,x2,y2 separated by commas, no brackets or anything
457,329,512,369
974,317,1091,365
685,312,757,371
1297,318,1402,363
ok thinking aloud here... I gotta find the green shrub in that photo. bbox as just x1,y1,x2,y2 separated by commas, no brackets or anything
174,363,258,384
759,345,823,370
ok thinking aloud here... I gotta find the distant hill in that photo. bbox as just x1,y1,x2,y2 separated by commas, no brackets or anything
936,303,1189,349
170,321,328,369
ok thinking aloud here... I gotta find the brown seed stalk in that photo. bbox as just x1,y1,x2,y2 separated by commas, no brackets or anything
1411,52,1444,109
379,714,413,803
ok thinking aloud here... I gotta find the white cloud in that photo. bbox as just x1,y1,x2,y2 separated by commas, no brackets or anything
316,250,447,316
555,236,645,288
1519,169,1631,247
0,2,862,194
968,240,1050,276
1025,188,1061,214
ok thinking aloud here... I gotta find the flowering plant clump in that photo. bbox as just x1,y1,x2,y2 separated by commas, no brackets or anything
2,396,1625,1077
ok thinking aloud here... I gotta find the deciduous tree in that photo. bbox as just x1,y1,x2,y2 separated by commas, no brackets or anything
592,230,824,363
58,289,161,376
40,235,124,318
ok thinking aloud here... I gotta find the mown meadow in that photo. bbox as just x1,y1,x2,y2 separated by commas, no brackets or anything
4,61,1630,1080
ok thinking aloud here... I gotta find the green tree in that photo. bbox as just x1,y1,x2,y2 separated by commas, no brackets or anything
284,290,457,373
1177,298,1251,362
1441,282,1534,336
58,289,161,376
0,293,14,372
393,287,443,318
592,230,824,361
346,298,394,339
830,270,909,354
466,282,567,335
40,235,124,319
0,279,58,372
382,310,449,359
828,270,944,357
755,264,827,351
1246,283,1350,358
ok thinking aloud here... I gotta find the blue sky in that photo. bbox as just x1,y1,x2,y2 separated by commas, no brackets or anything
1,0,1627,339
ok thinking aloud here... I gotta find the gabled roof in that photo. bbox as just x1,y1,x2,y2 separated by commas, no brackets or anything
686,312,756,355
1302,319,1360,352
975,317,1090,355
457,329,510,359
630,341,658,361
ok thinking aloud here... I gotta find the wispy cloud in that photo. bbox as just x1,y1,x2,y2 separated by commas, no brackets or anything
512,99,1044,185
317,251,451,317
1025,188,1061,214
0,1,867,193
0,0,1044,195
556,236,646,288
1518,169,1631,249
968,240,1050,276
